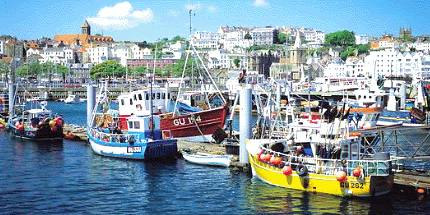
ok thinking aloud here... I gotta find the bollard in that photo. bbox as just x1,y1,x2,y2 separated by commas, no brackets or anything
239,86,252,164
87,84,96,126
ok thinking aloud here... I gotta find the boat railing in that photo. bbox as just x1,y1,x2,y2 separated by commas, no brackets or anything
89,128,140,143
261,147,392,177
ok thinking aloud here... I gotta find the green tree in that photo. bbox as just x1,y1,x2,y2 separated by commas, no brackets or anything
278,33,287,44
0,60,10,82
325,30,356,47
89,61,124,81
233,58,240,68
16,62,43,80
172,58,193,78
56,64,70,82
171,35,185,43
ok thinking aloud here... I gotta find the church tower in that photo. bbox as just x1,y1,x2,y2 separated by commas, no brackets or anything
289,31,307,80
82,20,91,35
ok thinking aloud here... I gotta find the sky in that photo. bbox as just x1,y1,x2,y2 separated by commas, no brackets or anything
1,0,429,42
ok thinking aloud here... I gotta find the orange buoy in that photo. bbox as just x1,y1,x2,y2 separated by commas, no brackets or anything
417,188,425,194
353,167,362,177
263,154,272,162
336,171,347,182
349,133,361,137
270,156,283,165
282,165,293,176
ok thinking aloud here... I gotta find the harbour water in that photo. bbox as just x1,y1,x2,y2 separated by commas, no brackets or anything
1,102,430,214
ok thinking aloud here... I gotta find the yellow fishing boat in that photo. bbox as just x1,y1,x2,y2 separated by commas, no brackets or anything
247,138,393,197
247,105,393,197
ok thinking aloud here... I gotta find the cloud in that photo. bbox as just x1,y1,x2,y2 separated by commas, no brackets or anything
168,10,179,17
207,6,217,13
185,3,202,11
253,0,269,7
184,3,217,13
87,2,154,30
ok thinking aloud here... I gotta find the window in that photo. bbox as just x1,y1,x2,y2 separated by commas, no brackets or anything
134,121,140,129
121,99,125,106
138,94,142,100
130,99,133,105
128,121,133,129
146,93,149,100
157,93,160,99
133,94,137,100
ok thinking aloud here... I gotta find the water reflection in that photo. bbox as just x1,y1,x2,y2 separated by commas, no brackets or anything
245,180,385,214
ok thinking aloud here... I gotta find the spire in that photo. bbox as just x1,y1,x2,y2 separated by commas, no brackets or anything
294,30,302,48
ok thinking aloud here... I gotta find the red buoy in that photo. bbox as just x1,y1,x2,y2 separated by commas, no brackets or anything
51,125,57,131
297,146,303,154
282,165,293,176
55,117,63,127
257,151,264,161
17,124,24,131
353,167,362,177
336,171,347,182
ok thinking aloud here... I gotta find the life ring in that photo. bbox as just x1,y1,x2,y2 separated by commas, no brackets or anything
136,104,142,111
296,164,308,176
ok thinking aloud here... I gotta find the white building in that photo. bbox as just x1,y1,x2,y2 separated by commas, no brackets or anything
408,42,430,54
345,57,366,77
26,48,44,57
88,45,111,64
355,35,370,45
365,49,430,79
207,50,248,69
223,29,253,51
252,27,278,46
191,31,220,49
131,45,151,60
364,49,397,78
111,43,133,66
323,59,346,77
40,47,75,65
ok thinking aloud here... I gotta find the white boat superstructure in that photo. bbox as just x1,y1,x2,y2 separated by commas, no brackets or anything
64,95,82,104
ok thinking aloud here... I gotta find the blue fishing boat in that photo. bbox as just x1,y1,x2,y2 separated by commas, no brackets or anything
87,86,178,160
88,114,178,159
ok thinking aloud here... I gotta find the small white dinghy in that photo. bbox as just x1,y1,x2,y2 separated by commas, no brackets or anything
183,152,233,167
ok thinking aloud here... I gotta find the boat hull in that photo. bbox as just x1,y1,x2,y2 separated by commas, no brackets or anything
159,103,228,142
8,125,64,142
183,153,232,167
248,154,393,197
88,135,178,160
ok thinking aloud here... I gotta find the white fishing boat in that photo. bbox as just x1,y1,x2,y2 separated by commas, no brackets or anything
64,95,82,104
183,152,232,167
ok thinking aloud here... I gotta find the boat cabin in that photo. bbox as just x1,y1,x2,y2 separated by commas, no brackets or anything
126,115,170,140
118,88,171,116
